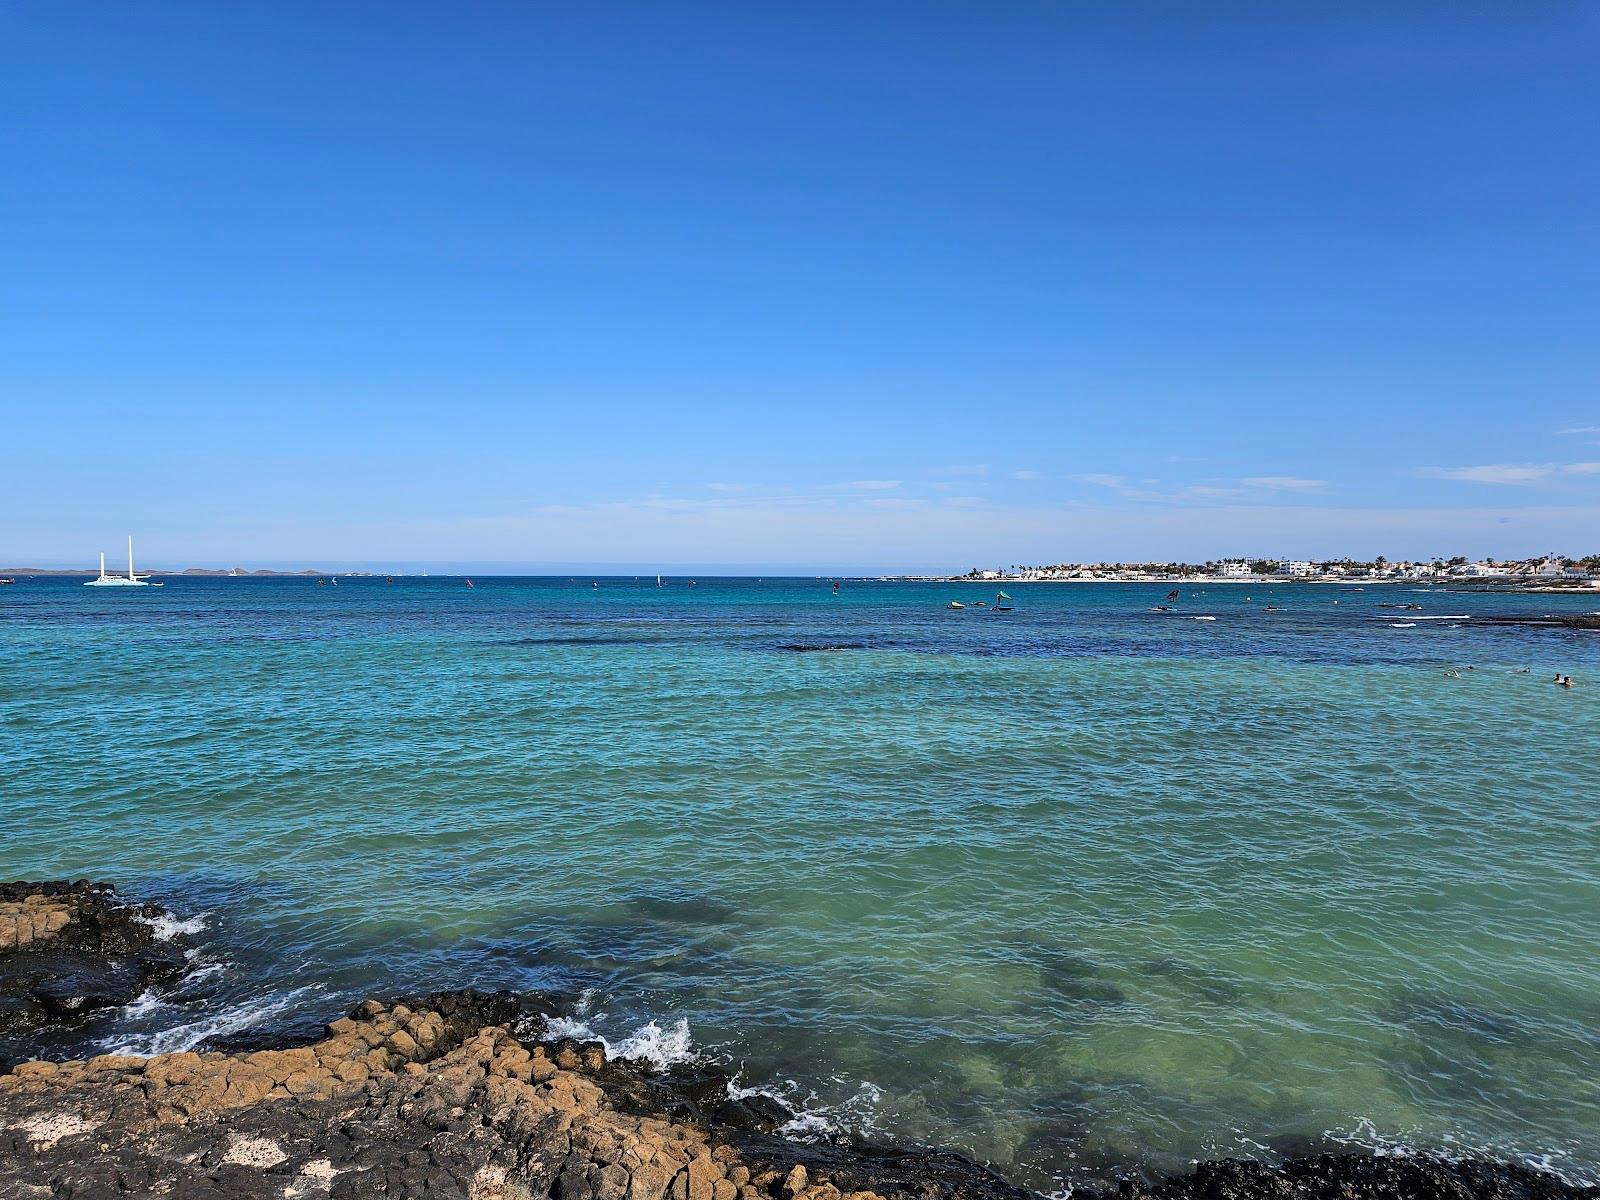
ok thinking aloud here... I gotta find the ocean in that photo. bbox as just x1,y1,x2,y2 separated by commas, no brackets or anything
2,575,1597,1191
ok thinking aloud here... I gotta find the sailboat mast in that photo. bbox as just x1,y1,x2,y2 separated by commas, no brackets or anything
127,535,136,581
100,551,107,579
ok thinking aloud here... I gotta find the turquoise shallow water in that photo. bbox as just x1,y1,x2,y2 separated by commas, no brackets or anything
3,576,1599,1189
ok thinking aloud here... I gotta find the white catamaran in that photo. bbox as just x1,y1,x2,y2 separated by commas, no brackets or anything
85,536,160,587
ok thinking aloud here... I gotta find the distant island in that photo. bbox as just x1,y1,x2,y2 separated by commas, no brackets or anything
0,567,324,577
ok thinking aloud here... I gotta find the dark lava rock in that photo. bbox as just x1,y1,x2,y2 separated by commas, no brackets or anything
1127,1152,1598,1200
0,880,195,1064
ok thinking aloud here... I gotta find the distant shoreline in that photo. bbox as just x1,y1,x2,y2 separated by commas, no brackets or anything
3,568,1596,594
908,576,1600,592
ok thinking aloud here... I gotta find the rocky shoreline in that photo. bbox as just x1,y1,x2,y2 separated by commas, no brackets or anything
1,881,195,1061
3,883,1596,1200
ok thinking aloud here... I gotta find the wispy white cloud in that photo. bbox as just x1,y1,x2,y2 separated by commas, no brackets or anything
1560,426,1600,435
1012,469,1042,480
936,463,990,477
841,479,901,490
1071,474,1255,504
706,482,746,493
1428,463,1554,485
1431,459,1600,484
1241,476,1325,491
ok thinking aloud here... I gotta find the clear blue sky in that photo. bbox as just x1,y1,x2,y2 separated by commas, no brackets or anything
4,2,1598,571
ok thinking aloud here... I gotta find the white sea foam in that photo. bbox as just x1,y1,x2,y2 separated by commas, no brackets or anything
1184,615,1218,621
101,985,323,1057
609,1019,694,1067
134,911,209,940
182,960,226,985
543,1014,600,1041
782,1080,884,1140
118,988,175,1021
542,1016,696,1070
726,1075,884,1142
1389,623,1417,628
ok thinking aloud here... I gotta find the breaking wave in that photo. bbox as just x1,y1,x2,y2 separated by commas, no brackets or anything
133,911,210,941
727,1075,884,1141
100,985,324,1057
541,1015,696,1071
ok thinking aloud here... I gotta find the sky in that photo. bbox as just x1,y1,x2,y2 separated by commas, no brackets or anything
3,2,1599,572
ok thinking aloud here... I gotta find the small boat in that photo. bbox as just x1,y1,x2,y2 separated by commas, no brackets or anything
0,577,14,586
993,591,1013,612
1151,605,1171,612
972,600,989,608
85,537,156,587
947,600,965,610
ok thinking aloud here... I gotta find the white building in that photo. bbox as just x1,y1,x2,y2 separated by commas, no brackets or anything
1208,560,1253,578
1279,560,1315,577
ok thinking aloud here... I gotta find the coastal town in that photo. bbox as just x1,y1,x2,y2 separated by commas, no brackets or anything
940,554,1600,587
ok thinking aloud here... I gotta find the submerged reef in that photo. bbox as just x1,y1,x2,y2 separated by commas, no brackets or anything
1473,614,1600,630
1,882,1595,1200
